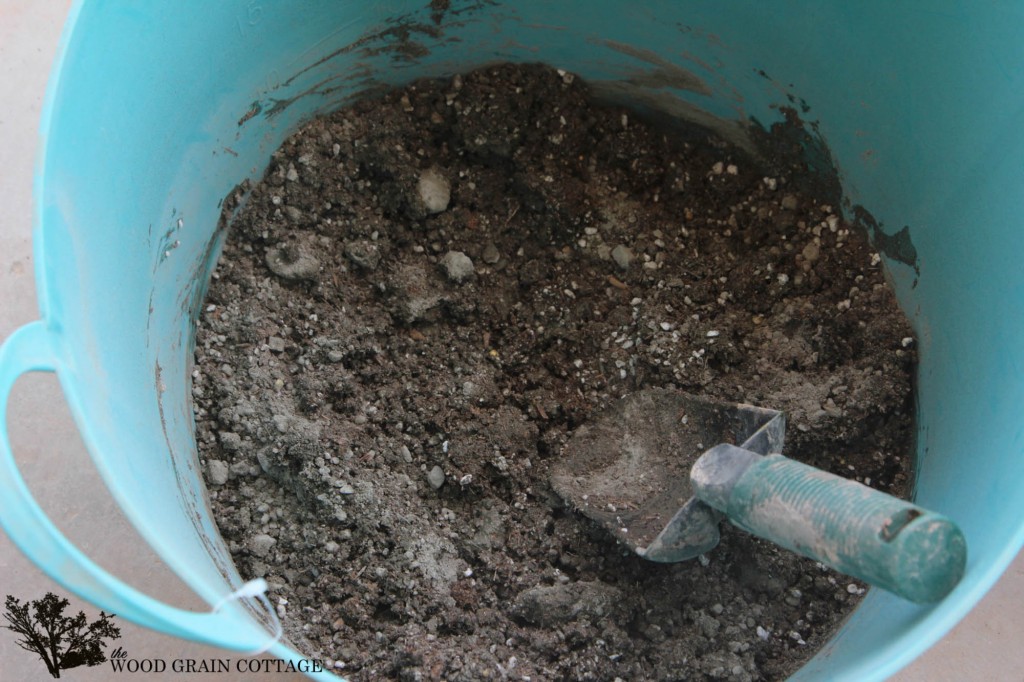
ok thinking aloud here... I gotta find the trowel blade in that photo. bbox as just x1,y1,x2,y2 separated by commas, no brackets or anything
551,389,785,563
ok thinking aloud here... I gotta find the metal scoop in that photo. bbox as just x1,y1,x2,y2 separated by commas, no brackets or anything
550,388,967,603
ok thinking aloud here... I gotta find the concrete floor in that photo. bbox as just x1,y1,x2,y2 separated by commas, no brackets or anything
1,2,1022,680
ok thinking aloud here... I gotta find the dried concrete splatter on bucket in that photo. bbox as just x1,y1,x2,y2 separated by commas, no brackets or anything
193,63,916,681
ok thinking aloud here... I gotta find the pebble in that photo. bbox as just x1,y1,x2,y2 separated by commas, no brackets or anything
220,432,242,451
512,581,622,627
441,251,475,283
802,241,821,263
427,465,446,489
327,350,344,363
249,533,277,558
207,460,229,486
399,445,413,463
283,206,303,222
611,244,633,271
344,240,382,271
265,245,320,281
268,337,287,353
482,242,501,264
418,167,451,213
781,194,799,210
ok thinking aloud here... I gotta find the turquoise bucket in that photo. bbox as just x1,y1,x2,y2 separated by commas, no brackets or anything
3,2,1023,679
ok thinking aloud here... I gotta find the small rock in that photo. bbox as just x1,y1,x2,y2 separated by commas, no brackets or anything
512,582,622,627
518,259,545,285
390,263,443,323
220,432,242,451
268,337,287,353
399,445,413,463
249,533,277,558
482,242,501,264
207,460,229,486
327,350,344,363
272,414,290,433
283,205,303,222
344,240,382,271
265,244,320,281
285,164,299,182
802,241,821,263
441,251,475,283
427,465,446,489
781,194,799,210
231,460,254,477
418,167,451,213
611,244,633,271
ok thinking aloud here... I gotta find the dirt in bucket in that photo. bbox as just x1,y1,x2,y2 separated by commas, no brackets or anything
192,63,916,681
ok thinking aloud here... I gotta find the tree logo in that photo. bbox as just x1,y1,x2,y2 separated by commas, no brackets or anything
3,592,121,678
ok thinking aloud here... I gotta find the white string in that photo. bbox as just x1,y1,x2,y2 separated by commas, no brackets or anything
212,578,283,656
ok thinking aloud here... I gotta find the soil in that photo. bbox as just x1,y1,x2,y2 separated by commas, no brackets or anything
192,63,916,681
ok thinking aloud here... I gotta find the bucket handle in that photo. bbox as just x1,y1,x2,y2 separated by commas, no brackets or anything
0,320,279,652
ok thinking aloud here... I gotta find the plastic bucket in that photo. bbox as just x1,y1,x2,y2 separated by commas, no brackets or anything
3,2,1024,679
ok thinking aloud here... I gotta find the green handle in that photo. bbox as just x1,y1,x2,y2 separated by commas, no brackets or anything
691,445,967,603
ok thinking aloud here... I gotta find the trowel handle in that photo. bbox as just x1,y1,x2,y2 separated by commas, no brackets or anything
691,444,967,603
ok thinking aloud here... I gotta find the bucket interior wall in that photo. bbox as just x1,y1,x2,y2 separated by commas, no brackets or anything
37,1,1024,679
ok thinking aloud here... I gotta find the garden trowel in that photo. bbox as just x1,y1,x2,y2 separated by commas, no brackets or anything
550,388,966,603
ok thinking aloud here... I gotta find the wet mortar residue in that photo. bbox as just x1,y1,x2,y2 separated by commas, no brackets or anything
193,63,916,681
